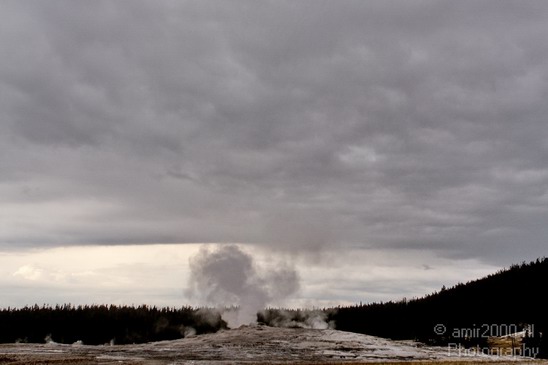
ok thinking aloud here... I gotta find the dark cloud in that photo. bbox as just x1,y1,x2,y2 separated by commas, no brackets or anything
1,1,548,265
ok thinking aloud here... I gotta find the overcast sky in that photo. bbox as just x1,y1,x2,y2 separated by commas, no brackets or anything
1,1,547,308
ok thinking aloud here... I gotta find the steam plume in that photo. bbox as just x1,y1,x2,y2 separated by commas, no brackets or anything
187,245,299,327
259,308,336,329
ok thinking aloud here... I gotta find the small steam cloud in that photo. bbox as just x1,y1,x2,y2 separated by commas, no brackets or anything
44,334,57,345
187,245,299,327
259,309,336,330
180,325,197,338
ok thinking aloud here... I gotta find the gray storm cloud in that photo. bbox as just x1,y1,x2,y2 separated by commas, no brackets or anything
187,245,299,327
0,1,547,265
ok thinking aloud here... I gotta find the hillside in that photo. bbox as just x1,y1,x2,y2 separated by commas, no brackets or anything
331,257,548,357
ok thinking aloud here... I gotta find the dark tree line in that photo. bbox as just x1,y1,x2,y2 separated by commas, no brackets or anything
0,304,225,345
330,257,548,358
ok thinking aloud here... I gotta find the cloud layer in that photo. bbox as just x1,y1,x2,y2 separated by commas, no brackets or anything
1,1,548,265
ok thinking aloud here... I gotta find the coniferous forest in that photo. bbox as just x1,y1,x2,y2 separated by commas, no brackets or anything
330,257,548,358
0,305,225,345
0,257,546,358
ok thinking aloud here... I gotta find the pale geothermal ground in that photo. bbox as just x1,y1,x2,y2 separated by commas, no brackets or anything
0,325,545,365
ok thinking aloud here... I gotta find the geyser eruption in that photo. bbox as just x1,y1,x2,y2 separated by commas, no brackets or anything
187,245,299,327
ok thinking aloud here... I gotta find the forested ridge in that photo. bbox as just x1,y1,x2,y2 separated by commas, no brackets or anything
331,257,548,357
